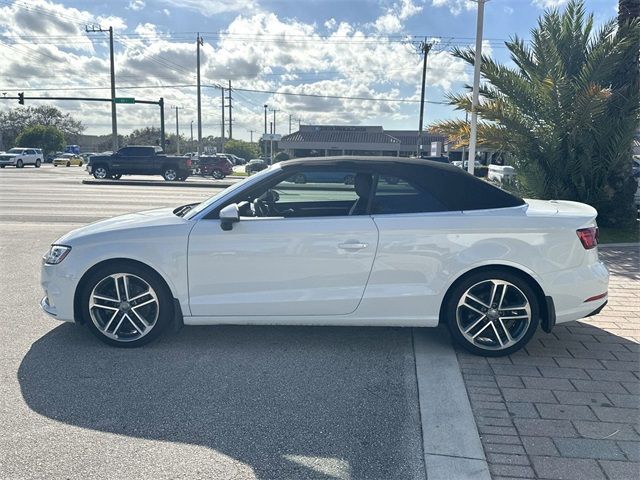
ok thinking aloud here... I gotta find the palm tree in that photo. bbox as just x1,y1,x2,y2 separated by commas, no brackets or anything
431,0,640,227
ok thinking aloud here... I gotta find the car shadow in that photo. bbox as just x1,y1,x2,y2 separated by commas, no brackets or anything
18,323,424,480
599,247,640,281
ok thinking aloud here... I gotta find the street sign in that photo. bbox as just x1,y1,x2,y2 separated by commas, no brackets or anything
261,134,282,141
114,97,135,104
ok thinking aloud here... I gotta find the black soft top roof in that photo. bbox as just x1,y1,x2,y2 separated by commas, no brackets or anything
279,156,525,211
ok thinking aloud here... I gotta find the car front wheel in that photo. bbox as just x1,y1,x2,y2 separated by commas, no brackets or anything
80,263,172,347
93,166,109,179
16,159,24,168
444,270,540,357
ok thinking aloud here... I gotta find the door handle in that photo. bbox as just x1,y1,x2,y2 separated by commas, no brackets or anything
338,242,368,250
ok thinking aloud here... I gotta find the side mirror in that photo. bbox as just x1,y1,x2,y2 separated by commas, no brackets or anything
219,203,240,231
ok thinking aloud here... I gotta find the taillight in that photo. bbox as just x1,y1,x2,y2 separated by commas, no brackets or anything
577,227,598,249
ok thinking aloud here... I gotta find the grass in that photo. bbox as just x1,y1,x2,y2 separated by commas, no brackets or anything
598,225,639,245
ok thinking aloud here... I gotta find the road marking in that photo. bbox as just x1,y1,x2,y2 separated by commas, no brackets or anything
412,326,490,480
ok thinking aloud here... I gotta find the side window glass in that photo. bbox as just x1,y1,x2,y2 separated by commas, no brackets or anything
237,170,367,218
374,176,447,214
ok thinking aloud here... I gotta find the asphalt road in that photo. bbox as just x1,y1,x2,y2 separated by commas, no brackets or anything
0,165,426,480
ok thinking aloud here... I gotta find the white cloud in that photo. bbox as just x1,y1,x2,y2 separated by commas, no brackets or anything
158,0,258,17
127,0,146,11
430,0,475,16
532,0,569,8
162,9,170,16
374,0,423,33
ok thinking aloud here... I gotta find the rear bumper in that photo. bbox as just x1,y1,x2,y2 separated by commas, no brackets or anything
542,260,609,325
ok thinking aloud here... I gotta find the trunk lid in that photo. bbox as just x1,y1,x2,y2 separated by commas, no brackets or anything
524,199,597,220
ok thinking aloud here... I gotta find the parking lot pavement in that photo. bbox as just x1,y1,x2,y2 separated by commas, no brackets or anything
459,246,640,480
0,167,426,479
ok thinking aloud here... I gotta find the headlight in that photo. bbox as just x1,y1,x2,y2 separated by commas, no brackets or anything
43,245,71,265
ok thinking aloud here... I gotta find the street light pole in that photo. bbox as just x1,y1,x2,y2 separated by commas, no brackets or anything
190,120,194,151
263,104,268,157
196,34,203,157
467,0,487,175
417,38,433,156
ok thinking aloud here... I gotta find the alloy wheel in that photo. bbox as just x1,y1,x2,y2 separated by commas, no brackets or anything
455,279,532,351
94,167,108,179
164,169,177,181
89,273,159,342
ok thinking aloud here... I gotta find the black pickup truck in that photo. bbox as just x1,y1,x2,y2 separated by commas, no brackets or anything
87,146,192,181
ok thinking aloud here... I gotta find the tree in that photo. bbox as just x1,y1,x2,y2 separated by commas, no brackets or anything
431,1,640,227
0,105,84,150
15,125,65,156
223,139,260,160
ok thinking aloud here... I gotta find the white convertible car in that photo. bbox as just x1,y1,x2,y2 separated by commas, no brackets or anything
41,157,608,356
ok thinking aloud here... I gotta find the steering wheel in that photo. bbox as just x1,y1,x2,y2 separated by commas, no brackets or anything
252,198,268,217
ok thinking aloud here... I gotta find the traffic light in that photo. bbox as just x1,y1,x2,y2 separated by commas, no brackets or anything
18,92,24,105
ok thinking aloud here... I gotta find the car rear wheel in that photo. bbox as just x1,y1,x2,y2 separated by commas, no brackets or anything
211,169,224,179
80,263,172,347
35,159,41,168
444,270,540,357
79,161,83,167
66,162,71,167
163,168,177,181
16,159,23,168
93,166,109,179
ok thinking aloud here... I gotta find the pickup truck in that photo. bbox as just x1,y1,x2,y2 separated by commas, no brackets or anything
87,146,192,181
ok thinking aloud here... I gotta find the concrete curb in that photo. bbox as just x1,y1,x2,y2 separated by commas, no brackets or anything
413,326,491,480
82,179,236,188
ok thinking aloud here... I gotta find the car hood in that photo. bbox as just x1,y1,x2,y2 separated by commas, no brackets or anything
0,153,19,158
55,207,189,245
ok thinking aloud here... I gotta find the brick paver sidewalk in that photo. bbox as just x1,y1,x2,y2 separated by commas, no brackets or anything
459,246,639,480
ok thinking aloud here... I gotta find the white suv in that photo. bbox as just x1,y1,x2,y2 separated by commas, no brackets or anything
0,147,42,168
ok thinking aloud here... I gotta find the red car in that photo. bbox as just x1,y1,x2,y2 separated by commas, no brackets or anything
195,156,233,179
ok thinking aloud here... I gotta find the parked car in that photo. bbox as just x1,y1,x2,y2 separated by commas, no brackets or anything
53,153,84,167
40,156,608,355
46,151,63,163
286,170,355,184
245,158,268,175
87,146,192,181
195,155,233,179
0,147,42,168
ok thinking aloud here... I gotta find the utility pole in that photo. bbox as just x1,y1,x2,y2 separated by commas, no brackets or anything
417,38,433,156
289,114,292,134
468,0,487,175
159,97,165,149
263,104,268,157
227,80,233,139
190,120,194,151
220,86,225,153
270,109,280,134
173,106,184,154
196,34,203,156
248,130,255,143
86,25,118,152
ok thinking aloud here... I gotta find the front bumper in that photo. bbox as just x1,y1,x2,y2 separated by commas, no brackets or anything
41,261,78,322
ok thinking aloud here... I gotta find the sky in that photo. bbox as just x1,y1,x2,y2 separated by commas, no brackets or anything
0,0,619,142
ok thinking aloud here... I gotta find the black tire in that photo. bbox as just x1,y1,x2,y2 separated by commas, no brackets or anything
93,165,109,179
163,167,178,181
444,269,540,357
16,159,24,168
54,164,58,167
35,159,41,168
79,161,83,167
66,162,71,167
79,261,173,348
1,165,5,168
211,169,224,179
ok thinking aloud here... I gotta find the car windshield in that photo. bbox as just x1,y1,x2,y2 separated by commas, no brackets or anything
183,165,277,220
7,148,24,153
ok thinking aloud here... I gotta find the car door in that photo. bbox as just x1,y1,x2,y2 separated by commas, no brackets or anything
25,149,37,165
187,168,379,317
